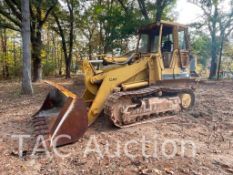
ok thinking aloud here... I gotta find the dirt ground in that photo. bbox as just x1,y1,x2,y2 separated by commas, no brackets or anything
0,78,233,175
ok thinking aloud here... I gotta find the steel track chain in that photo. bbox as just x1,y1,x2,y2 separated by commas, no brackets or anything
104,85,193,128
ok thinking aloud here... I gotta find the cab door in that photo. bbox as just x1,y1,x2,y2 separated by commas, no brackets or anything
177,27,191,78
160,25,180,80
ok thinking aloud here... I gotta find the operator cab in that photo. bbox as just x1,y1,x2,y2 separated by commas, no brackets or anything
137,21,190,70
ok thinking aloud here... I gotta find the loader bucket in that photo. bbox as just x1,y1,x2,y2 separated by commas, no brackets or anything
32,80,88,147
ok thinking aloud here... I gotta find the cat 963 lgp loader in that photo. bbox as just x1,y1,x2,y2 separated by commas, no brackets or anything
32,21,197,147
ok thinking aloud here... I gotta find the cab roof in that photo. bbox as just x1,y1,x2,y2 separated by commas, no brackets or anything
139,20,187,32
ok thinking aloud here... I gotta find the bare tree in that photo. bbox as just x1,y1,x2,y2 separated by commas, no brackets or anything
0,29,9,79
192,0,233,79
137,0,149,21
21,0,33,94
155,0,174,22
217,8,233,79
53,0,75,79
136,0,175,22
0,0,57,82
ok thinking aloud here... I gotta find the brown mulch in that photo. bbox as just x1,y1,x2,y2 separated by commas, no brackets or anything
0,78,233,175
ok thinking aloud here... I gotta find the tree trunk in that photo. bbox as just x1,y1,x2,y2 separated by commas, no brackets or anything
155,0,169,22
32,56,42,81
0,29,9,79
65,58,71,79
155,0,163,22
155,7,163,22
88,43,92,60
13,39,17,75
21,0,33,95
53,0,74,79
59,49,63,76
3,29,9,78
31,34,43,82
217,34,224,80
137,0,149,21
99,23,104,54
209,33,218,79
0,30,5,78
67,0,74,79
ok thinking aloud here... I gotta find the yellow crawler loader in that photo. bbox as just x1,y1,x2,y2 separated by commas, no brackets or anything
32,21,197,147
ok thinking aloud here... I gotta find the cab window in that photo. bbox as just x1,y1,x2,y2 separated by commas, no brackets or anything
178,29,187,50
161,26,174,68
138,34,149,53
150,35,160,52
161,26,174,52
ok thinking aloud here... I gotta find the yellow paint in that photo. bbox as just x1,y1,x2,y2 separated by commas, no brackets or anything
47,21,193,126
180,93,192,109
79,21,193,125
122,81,149,91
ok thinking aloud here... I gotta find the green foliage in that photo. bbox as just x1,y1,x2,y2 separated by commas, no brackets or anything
0,30,22,79
191,33,211,68
222,43,233,72
0,0,178,79
42,60,57,77
77,0,176,54
190,0,233,78
148,0,176,21
77,1,144,54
